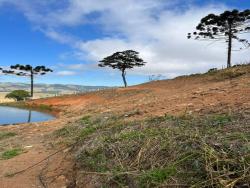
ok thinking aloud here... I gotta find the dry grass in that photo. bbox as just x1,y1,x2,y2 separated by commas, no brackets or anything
54,112,250,187
0,92,14,103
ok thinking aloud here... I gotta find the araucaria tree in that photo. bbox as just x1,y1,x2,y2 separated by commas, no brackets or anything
188,9,250,68
0,64,53,97
98,50,146,87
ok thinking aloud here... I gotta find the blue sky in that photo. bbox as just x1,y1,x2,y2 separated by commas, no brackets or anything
0,0,250,86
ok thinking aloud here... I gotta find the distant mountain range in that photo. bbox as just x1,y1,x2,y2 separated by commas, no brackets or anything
0,82,110,94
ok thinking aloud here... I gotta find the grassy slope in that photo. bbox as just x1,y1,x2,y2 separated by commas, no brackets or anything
10,64,246,187
48,64,250,187
55,113,249,188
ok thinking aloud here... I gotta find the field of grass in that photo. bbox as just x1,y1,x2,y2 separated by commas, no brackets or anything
53,112,250,187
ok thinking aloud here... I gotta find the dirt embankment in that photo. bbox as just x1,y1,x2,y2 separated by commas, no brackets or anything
29,65,250,117
0,65,249,187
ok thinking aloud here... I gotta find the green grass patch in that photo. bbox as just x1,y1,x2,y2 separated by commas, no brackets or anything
77,148,108,172
54,126,78,137
53,115,98,145
0,132,17,140
79,115,92,125
139,167,177,187
56,112,250,187
78,126,96,140
118,131,145,141
206,114,233,126
1,148,23,160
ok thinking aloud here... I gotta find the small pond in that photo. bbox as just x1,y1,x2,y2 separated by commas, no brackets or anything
0,106,55,126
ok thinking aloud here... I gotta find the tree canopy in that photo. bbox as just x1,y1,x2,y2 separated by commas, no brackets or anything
99,50,146,70
4,64,53,76
0,64,53,97
188,9,250,68
98,50,146,87
5,90,30,101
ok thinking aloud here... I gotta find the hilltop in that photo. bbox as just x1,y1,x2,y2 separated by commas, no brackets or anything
0,64,249,187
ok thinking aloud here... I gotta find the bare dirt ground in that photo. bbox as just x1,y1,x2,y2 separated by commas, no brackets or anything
0,68,249,187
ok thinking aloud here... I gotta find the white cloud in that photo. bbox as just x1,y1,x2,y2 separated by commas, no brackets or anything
56,70,77,76
1,0,250,79
42,29,76,45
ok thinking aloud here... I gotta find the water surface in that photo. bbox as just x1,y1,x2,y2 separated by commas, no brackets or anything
0,106,55,126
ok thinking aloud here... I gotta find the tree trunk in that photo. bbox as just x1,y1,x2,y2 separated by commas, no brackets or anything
227,25,232,68
30,71,34,98
121,70,127,88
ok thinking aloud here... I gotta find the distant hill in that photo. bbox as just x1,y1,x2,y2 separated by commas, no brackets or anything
0,82,110,95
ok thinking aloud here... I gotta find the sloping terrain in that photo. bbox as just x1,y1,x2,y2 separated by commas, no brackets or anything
0,65,249,187
30,64,250,117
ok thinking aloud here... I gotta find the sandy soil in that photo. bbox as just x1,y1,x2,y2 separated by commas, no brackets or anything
0,72,249,187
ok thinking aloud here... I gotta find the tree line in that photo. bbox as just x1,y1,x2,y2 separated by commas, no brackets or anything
1,9,250,96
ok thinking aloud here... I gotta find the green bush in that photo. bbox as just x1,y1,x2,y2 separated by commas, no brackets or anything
5,90,30,101
207,68,218,73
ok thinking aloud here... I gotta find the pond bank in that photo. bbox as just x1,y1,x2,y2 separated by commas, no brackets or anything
0,106,55,126
0,101,60,117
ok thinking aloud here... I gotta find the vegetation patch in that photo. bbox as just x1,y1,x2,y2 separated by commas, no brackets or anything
53,116,98,145
0,132,17,141
139,167,177,187
79,115,92,125
176,63,250,81
5,90,30,101
206,114,233,126
206,64,250,81
62,112,250,187
1,148,23,160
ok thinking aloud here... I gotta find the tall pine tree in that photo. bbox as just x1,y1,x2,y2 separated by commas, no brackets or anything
188,9,250,68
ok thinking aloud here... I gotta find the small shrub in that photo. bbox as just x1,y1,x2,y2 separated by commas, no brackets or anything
207,68,218,73
5,90,30,101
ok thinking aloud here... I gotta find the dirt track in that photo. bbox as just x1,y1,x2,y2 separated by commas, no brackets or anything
0,71,249,187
